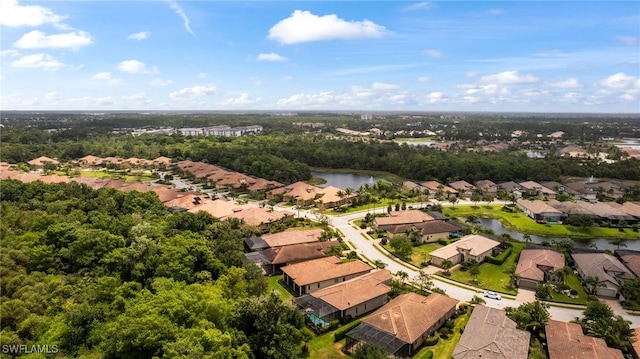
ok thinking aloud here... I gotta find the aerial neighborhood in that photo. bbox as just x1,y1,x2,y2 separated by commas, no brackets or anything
2,112,640,358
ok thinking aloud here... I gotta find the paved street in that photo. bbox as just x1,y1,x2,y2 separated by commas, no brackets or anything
274,203,640,326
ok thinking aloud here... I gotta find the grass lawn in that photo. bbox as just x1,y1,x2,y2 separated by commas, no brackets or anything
305,330,351,359
413,307,472,359
60,169,156,182
446,242,524,295
443,205,639,240
546,272,590,305
409,243,444,267
267,275,294,303
328,198,404,215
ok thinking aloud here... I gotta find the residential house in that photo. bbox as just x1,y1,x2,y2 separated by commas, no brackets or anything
244,228,323,252
516,198,565,222
429,234,501,267
268,181,323,206
152,156,172,169
387,220,461,243
403,181,427,194
373,210,434,232
448,180,476,198
346,292,458,358
224,207,294,231
317,186,355,208
282,256,372,296
78,155,103,166
295,270,393,324
547,199,598,221
453,305,530,359
519,181,557,199
574,201,637,226
564,182,598,201
540,181,580,199
615,250,640,278
605,202,640,223
188,199,252,217
557,144,591,158
546,319,624,359
632,328,640,359
515,248,565,289
474,179,498,198
420,181,458,199
572,252,636,298
27,156,59,169
244,240,338,275
588,181,626,199
498,181,524,199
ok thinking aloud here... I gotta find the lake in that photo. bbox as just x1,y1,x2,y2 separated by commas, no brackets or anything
311,171,380,189
615,138,640,150
475,218,639,251
393,139,436,147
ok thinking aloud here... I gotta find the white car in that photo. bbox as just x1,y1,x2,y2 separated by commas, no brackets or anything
484,291,501,300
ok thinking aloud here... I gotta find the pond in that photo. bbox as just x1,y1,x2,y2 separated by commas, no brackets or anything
393,139,436,147
475,218,639,251
311,171,380,189
615,138,640,150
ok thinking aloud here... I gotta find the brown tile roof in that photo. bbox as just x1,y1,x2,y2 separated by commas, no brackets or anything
27,156,59,167
309,269,393,310
188,199,252,217
262,241,338,265
547,199,597,216
282,257,372,286
519,181,556,195
362,292,458,345
453,305,530,359
70,177,112,189
150,186,183,202
0,170,69,183
374,210,434,227
270,181,323,201
420,180,458,194
222,207,294,227
153,156,172,167
246,177,283,191
604,202,640,218
259,228,323,248
430,234,500,260
572,252,635,290
617,251,640,278
390,220,460,236
574,201,635,220
516,199,563,215
632,328,640,358
546,320,624,359
448,180,476,192
318,185,356,204
474,180,497,192
78,155,103,166
516,249,565,282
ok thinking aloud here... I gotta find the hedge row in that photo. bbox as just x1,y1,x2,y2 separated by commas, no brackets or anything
486,247,512,265
333,319,362,342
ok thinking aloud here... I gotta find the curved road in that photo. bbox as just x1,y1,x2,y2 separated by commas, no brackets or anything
274,202,640,326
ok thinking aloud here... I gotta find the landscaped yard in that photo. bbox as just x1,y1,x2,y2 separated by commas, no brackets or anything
444,242,525,295
443,205,639,240
305,331,351,359
57,169,157,182
268,275,293,303
413,307,472,359
546,272,590,305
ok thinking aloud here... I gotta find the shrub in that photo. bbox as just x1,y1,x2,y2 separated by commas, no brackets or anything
334,319,362,342
486,247,512,265
380,238,388,245
570,289,578,296
438,238,448,245
330,319,340,330
423,335,439,346
359,222,367,229
445,320,455,329
422,350,434,359
439,327,451,338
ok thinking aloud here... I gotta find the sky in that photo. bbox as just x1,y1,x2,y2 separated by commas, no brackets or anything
1,0,639,113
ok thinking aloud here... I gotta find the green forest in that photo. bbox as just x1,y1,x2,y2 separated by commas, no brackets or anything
0,180,309,358
2,131,639,184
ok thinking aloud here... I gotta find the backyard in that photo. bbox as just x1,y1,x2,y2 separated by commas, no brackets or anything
546,272,590,305
413,307,472,359
267,275,294,303
443,205,639,240
444,241,525,295
304,331,351,359
384,242,444,268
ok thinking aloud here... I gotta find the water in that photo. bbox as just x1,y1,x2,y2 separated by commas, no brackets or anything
475,218,639,251
525,151,545,158
311,171,380,189
615,138,640,150
393,139,436,147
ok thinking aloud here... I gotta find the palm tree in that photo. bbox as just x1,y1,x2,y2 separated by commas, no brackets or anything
441,259,454,276
396,270,409,284
523,233,532,245
585,276,605,295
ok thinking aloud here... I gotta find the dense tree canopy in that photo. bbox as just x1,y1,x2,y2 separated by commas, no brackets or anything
0,179,305,358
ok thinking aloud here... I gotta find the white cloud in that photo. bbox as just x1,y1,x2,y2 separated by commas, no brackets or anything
123,92,148,101
424,49,442,58
621,89,638,101
151,78,173,86
617,36,639,45
198,72,207,78
169,85,216,99
91,71,121,85
118,60,158,74
14,30,93,51
0,0,67,27
486,9,505,15
257,53,288,62
282,75,294,81
600,72,640,89
550,78,582,88
402,2,435,12
466,71,477,78
480,71,539,84
45,92,62,100
97,96,114,106
1,49,20,57
268,10,386,44
11,53,64,71
372,82,399,91
167,1,195,36
425,92,447,103
220,93,261,106
127,31,151,40
417,76,431,82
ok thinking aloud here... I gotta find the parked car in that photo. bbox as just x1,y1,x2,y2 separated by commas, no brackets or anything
484,290,501,300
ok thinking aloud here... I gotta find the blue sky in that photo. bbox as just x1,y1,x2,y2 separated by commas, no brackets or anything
1,1,639,112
